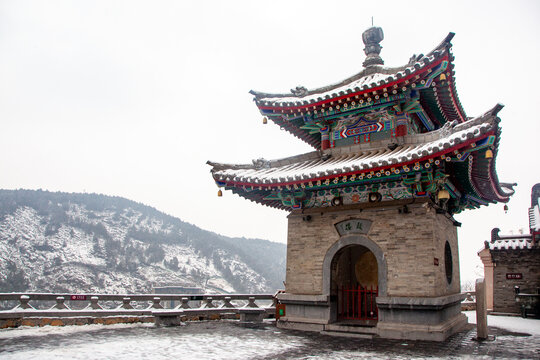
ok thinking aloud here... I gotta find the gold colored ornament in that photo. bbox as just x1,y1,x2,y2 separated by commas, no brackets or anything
437,189,450,200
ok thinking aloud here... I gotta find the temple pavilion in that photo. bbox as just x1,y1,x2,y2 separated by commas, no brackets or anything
207,27,514,341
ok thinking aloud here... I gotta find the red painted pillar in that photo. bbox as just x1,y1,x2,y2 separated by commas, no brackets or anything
320,126,330,150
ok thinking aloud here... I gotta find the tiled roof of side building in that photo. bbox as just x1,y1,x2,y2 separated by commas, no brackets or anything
489,238,539,251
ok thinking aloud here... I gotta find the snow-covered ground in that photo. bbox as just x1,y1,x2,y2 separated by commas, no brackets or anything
0,321,304,360
464,310,540,336
0,313,538,359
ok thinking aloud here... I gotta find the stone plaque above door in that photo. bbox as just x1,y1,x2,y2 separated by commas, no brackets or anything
334,219,372,236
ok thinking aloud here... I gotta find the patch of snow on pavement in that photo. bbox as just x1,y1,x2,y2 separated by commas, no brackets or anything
464,311,540,336
0,322,153,340
0,322,304,360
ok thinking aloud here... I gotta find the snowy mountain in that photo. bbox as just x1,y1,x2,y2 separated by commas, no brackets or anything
0,189,286,294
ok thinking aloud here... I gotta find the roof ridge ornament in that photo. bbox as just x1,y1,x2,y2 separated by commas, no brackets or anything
252,157,271,169
362,26,384,67
291,86,308,97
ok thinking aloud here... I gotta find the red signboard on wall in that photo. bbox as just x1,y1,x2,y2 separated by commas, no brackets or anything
506,273,522,280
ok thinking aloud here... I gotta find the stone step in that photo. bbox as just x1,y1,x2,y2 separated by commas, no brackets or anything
324,323,378,334
320,330,374,339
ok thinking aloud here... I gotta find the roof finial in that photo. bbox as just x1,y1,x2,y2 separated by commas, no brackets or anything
362,26,384,67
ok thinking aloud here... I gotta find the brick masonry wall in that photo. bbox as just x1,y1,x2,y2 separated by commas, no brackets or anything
286,202,460,297
491,249,540,313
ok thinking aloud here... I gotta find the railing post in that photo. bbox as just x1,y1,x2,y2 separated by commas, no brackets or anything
122,297,134,309
178,297,191,309
53,296,69,310
203,297,215,308
246,297,258,308
151,297,163,309
89,296,102,310
19,295,34,310
476,278,488,340
221,296,234,308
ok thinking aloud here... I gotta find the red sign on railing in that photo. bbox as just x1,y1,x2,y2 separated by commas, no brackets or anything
70,295,87,301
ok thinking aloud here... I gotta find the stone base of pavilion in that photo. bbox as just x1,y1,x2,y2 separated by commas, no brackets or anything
276,293,468,341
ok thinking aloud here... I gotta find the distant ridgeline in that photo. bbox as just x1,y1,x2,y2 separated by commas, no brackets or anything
0,189,286,294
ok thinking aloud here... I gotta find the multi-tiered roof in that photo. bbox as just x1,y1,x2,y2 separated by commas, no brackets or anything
208,28,514,214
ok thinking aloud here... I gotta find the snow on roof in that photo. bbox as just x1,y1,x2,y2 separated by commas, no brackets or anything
209,111,495,185
250,34,453,107
489,238,538,251
257,72,407,105
500,184,516,196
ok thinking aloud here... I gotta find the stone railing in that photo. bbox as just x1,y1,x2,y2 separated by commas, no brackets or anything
0,293,276,328
461,291,476,311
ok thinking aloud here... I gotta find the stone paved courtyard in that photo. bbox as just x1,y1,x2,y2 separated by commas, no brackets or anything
266,323,539,359
0,317,538,359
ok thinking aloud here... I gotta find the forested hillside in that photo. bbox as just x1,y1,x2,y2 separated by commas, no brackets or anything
0,189,286,294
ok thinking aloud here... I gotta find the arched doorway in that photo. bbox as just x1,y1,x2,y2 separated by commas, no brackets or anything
330,245,379,323
322,235,387,324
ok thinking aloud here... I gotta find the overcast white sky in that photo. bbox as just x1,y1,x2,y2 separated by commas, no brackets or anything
1,0,539,285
